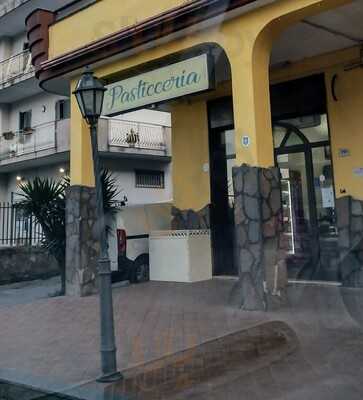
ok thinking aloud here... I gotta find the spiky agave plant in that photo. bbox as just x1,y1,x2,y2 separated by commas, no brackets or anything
18,170,121,295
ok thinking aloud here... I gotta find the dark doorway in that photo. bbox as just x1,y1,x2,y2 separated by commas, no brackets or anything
208,98,237,276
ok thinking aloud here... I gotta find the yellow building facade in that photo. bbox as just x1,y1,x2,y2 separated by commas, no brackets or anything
26,0,363,300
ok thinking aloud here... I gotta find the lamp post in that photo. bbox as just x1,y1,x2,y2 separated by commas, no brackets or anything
73,70,122,382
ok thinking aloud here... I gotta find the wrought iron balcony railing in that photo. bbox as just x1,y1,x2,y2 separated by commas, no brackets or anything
0,117,169,166
108,119,167,152
0,120,68,162
0,50,34,87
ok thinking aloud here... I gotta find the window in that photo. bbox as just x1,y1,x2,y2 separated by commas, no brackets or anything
19,110,32,131
55,100,71,120
135,170,165,189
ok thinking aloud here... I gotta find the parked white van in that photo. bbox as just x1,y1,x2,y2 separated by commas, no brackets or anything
108,203,172,282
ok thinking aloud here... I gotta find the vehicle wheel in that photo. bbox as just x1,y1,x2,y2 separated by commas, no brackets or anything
133,254,150,283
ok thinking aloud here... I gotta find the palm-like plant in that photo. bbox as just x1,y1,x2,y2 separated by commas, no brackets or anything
18,170,122,295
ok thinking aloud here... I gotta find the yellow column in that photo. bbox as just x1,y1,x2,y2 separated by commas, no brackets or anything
70,78,95,187
224,26,275,168
171,100,211,210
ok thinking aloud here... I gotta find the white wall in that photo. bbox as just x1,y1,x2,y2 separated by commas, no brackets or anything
103,158,173,206
0,104,10,132
8,92,67,131
10,32,27,55
6,164,67,202
3,158,173,206
115,109,171,127
0,37,11,61
0,105,173,207
0,174,8,203
0,32,27,62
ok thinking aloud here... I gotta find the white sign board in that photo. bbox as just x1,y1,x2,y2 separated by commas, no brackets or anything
241,136,251,147
103,54,213,115
321,186,335,208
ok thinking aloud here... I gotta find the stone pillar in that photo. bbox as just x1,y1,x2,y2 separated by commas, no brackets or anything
230,164,287,311
336,196,363,287
65,185,99,296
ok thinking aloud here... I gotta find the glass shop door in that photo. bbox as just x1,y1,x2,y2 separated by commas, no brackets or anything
274,115,339,282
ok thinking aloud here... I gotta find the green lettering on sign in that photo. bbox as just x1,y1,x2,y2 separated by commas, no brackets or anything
103,54,213,115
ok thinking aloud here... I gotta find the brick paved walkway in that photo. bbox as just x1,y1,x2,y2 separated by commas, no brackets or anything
1,280,363,400
0,279,267,392
71,284,363,400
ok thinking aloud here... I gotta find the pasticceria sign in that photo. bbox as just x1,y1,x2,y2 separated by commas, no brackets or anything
102,54,214,115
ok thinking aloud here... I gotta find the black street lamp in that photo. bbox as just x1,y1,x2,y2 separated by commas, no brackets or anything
73,69,122,382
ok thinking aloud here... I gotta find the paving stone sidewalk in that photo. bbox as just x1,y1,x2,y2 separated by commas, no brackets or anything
0,279,267,392
0,280,363,399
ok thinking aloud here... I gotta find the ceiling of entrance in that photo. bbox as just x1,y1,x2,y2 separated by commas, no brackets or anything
271,0,363,67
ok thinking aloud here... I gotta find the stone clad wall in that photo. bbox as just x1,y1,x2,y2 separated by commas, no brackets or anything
231,164,287,311
336,196,363,287
0,247,59,285
65,186,99,297
171,205,210,230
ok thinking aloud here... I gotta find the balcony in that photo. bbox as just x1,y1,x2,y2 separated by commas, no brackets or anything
99,118,171,161
0,50,34,89
0,119,70,171
0,1,78,38
0,0,28,18
0,118,171,172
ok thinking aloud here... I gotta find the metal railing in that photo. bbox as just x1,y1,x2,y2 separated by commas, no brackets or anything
0,202,43,247
0,0,28,18
0,121,57,161
108,119,167,152
0,50,34,86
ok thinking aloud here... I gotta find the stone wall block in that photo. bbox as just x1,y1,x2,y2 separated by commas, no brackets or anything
262,169,274,181
352,217,363,233
232,164,286,311
250,243,262,265
339,228,351,249
244,168,259,196
270,188,282,215
336,196,351,229
260,174,272,199
244,196,260,221
187,210,201,229
239,249,254,273
262,201,272,221
171,205,211,230
352,200,363,217
0,247,59,285
65,185,99,297
232,166,243,195
248,221,261,244
236,225,247,248
352,234,363,250
337,196,363,287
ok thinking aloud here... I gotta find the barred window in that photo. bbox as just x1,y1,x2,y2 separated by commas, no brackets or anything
135,170,165,189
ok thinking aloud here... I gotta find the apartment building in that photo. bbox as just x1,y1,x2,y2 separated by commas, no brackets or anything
0,0,173,245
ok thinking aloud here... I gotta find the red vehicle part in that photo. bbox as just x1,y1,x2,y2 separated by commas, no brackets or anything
117,229,127,257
